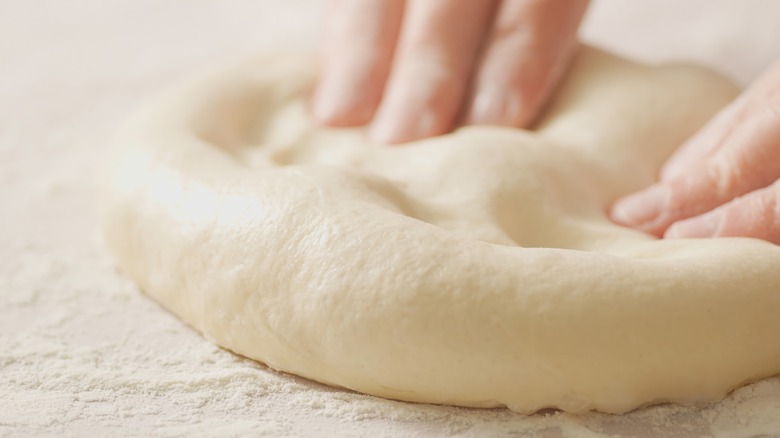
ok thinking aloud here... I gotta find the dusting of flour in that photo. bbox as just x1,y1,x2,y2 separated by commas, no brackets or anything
2,1,780,436
4,268,780,438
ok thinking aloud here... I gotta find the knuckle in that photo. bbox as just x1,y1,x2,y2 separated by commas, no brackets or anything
706,156,743,199
706,150,767,202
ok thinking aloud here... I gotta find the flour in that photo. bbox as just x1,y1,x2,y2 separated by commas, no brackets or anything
5,319,780,437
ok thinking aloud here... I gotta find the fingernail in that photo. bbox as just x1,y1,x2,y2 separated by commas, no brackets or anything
665,211,723,239
467,87,521,126
611,185,667,227
370,108,436,144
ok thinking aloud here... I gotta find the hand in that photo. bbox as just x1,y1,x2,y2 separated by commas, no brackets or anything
311,0,590,144
610,61,780,245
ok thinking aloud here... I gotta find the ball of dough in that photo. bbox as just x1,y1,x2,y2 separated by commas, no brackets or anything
101,46,780,414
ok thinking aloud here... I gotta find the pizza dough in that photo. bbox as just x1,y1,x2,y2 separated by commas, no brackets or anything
101,46,780,414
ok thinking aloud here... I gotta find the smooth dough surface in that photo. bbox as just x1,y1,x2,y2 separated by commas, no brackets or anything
102,46,780,414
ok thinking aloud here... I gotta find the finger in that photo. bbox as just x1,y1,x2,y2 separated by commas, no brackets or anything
369,0,498,144
660,61,780,180
660,93,749,181
665,180,780,245
466,0,589,128
610,69,780,236
311,0,404,127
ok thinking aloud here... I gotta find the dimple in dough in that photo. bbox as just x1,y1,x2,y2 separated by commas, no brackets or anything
102,46,780,414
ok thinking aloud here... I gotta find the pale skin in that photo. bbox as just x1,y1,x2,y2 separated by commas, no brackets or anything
312,0,780,245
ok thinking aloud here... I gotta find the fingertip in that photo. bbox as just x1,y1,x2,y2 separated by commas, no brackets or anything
369,106,438,144
310,84,343,126
466,0,587,129
465,86,526,127
609,185,667,232
369,0,497,143
663,224,682,239
315,0,403,128
311,74,378,127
